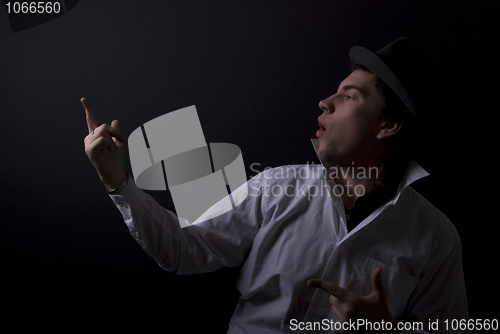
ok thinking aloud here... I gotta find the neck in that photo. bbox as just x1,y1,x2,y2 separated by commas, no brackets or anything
324,160,384,210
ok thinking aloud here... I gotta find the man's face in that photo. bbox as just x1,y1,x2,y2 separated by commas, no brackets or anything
316,70,385,167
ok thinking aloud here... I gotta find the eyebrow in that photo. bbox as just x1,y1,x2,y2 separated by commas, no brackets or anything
338,84,368,97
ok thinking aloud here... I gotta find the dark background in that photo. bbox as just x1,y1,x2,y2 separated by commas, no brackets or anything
1,0,497,331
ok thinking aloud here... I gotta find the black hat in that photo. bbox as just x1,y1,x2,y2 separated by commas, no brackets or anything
349,37,442,170
349,37,441,119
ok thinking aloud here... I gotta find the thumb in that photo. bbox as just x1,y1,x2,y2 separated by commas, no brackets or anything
111,119,125,145
370,267,385,296
111,119,121,131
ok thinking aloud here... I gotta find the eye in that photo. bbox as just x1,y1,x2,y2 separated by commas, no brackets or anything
345,94,353,100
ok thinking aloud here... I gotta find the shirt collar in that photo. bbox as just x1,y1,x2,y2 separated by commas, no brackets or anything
310,138,429,199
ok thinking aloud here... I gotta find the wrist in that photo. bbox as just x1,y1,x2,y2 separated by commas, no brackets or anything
102,171,128,193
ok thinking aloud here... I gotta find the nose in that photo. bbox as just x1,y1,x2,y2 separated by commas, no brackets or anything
318,95,334,114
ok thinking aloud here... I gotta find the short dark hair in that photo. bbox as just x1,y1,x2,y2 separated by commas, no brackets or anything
351,63,413,188
351,64,409,125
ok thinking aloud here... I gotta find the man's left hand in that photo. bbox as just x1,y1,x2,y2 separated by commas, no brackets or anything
307,266,400,333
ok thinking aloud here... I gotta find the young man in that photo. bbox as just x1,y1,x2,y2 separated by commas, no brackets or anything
83,38,468,333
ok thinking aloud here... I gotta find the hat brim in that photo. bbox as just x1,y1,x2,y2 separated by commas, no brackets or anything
349,46,418,118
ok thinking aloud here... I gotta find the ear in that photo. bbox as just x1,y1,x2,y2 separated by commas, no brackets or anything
376,117,403,140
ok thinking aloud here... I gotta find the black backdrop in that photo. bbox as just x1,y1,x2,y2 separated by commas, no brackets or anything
1,0,497,331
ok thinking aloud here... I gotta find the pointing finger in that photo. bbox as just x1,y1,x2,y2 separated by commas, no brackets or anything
81,97,98,134
307,279,347,301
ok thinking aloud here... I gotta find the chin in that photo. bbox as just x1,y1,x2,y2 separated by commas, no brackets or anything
315,148,326,161
316,150,335,167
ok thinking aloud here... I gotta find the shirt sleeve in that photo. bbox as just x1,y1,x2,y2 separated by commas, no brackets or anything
401,233,469,334
109,174,264,275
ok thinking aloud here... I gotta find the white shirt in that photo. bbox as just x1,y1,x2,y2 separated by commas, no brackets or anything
110,149,468,334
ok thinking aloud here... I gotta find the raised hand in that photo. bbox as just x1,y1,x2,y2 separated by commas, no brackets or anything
82,97,127,191
307,267,400,333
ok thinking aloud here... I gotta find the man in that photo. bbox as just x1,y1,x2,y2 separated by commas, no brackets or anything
83,38,468,333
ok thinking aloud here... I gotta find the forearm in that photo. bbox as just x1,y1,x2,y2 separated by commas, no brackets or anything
108,175,258,274
109,174,185,272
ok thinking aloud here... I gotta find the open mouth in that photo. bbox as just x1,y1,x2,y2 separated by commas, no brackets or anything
317,118,326,137
318,118,326,131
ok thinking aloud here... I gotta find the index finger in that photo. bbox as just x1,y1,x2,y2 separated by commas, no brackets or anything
307,279,348,300
81,97,98,134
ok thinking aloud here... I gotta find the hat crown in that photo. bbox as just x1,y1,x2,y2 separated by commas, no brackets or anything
350,37,442,119
377,38,441,116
